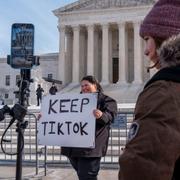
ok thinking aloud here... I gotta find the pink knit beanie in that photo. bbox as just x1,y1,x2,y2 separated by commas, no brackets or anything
140,0,180,39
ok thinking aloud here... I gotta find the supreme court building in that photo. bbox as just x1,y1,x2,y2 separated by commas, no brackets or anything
53,0,157,103
0,0,157,105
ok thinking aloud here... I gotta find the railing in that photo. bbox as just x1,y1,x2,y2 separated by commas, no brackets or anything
0,110,134,176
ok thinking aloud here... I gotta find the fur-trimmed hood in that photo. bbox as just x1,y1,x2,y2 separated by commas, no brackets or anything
159,34,180,68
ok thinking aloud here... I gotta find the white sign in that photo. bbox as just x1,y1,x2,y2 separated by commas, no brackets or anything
37,93,97,148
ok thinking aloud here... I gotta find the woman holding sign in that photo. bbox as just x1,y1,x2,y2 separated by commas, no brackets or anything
61,75,117,180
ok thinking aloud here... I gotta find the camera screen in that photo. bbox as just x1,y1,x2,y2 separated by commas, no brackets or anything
11,23,34,69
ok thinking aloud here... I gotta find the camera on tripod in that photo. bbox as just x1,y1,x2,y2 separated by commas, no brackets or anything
8,23,40,106
2,23,40,179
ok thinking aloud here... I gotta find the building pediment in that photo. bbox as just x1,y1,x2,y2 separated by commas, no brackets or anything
54,0,156,14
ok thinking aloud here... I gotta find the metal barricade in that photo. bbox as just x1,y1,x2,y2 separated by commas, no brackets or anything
37,111,134,174
0,110,134,175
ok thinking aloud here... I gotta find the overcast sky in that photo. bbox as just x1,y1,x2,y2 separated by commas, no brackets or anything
0,0,77,58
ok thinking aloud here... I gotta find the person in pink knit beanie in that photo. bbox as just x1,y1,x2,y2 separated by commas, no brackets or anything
119,0,180,180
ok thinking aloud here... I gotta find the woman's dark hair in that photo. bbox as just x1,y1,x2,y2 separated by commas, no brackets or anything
81,75,103,92
154,37,165,49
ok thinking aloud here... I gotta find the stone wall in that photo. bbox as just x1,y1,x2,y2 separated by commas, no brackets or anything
0,53,59,105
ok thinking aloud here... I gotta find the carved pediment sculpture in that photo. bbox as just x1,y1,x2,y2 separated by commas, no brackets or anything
55,0,156,13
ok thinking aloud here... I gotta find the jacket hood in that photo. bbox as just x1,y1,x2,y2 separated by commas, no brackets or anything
159,34,180,68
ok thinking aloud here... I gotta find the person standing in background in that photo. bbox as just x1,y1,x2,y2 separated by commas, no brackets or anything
0,95,4,105
36,84,44,106
61,75,117,180
49,82,58,95
25,88,30,106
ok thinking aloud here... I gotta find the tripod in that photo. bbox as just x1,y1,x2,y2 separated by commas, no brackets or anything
0,69,32,179
16,69,31,180
5,23,39,179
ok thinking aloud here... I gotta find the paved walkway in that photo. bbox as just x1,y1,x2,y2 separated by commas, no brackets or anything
0,166,118,180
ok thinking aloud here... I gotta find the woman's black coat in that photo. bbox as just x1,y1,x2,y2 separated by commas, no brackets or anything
61,92,117,157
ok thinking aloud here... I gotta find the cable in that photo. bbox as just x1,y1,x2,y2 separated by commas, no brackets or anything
0,117,24,156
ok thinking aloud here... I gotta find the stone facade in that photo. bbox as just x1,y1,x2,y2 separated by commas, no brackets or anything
53,0,157,103
0,53,59,105
0,0,158,105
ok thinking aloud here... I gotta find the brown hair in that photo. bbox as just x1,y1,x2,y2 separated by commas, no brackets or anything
154,37,165,49
81,75,103,92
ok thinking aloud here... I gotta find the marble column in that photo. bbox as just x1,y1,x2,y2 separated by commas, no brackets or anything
72,25,80,84
87,24,95,76
117,22,127,85
101,23,110,84
133,21,143,84
58,25,66,85
66,29,73,84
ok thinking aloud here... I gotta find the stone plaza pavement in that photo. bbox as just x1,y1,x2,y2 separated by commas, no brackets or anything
0,165,118,180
